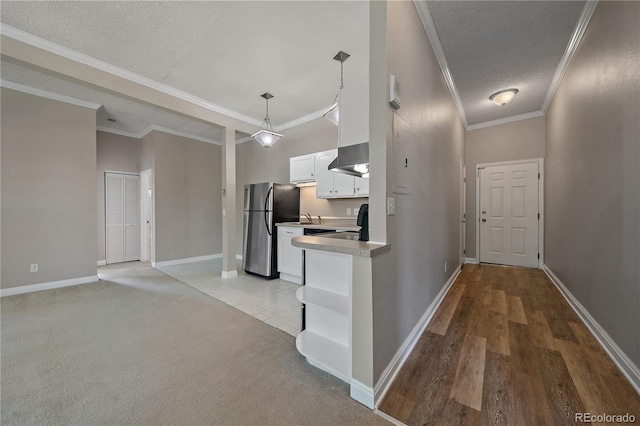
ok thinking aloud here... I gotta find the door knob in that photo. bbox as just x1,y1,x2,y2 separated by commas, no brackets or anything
482,210,487,214
482,219,487,222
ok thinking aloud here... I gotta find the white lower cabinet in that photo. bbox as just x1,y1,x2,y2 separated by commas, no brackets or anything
277,226,304,284
295,250,351,383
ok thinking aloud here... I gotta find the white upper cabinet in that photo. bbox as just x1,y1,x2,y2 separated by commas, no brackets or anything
290,154,315,183
355,176,369,197
315,150,355,199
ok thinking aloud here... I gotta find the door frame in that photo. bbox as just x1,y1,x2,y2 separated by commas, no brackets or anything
460,159,466,268
475,158,544,268
140,169,153,263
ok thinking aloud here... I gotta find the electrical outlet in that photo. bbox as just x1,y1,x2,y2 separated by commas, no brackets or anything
347,208,352,216
387,197,396,215
30,263,38,273
444,262,447,272
354,207,359,216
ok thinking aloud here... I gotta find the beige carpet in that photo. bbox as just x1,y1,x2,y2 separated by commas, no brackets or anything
1,265,388,425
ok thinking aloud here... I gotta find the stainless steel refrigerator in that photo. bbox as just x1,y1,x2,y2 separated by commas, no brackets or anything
243,182,300,279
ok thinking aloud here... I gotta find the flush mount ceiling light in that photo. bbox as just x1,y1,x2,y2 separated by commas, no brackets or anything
323,51,350,126
490,88,519,106
251,92,283,148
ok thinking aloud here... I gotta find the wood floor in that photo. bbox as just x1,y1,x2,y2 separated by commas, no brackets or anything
378,264,640,425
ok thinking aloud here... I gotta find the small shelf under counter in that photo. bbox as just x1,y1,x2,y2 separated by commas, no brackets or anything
296,286,349,316
296,330,350,383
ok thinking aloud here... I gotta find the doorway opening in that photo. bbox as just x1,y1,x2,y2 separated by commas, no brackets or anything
476,159,543,268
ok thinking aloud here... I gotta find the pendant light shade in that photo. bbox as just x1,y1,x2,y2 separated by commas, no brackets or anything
490,88,519,106
323,102,339,125
323,51,350,126
252,93,283,148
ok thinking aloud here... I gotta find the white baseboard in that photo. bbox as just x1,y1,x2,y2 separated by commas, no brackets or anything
351,378,375,409
373,265,462,407
465,257,478,264
221,270,238,279
153,253,222,268
97,260,106,266
1,275,99,297
543,265,640,395
279,273,302,284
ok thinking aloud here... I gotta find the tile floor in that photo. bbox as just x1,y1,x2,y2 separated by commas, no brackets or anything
155,259,302,337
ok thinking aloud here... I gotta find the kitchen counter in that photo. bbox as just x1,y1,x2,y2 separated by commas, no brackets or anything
292,232,390,258
277,221,360,232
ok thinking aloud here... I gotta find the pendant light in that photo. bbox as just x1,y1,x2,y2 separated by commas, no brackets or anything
323,51,350,126
252,93,283,148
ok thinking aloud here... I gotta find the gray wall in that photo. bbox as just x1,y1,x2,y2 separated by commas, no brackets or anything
1,88,97,288
372,0,465,383
151,130,222,263
235,118,368,255
464,116,546,259
96,131,140,262
545,1,639,366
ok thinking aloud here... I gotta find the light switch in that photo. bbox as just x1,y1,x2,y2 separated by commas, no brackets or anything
223,209,226,217
387,197,396,215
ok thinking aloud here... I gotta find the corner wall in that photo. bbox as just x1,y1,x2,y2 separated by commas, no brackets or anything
545,1,639,367
464,116,546,259
150,130,223,263
1,88,97,288
373,0,465,383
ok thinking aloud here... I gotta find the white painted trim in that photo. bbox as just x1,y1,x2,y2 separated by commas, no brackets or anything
273,105,334,132
475,158,544,268
153,253,222,268
412,1,468,128
221,270,238,279
465,257,478,264
542,1,598,112
374,409,407,426
0,24,263,128
1,275,99,297
374,265,462,407
543,265,640,395
97,260,106,266
279,273,302,285
350,378,375,409
104,170,139,176
466,111,544,131
138,125,220,146
1,79,102,110
97,126,140,139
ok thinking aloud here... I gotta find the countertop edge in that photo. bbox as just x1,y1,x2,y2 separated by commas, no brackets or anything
292,236,391,258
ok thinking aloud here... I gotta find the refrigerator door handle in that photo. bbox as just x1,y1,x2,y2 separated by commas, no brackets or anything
264,187,273,236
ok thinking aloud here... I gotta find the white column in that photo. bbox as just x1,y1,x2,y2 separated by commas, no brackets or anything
221,126,237,279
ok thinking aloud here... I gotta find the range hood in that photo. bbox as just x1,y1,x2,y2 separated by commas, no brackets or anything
328,142,369,177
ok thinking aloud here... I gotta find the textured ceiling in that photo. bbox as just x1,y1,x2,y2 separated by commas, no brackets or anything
0,1,369,125
1,60,227,142
427,0,586,125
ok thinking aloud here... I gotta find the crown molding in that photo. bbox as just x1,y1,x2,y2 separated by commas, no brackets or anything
96,126,140,138
274,105,333,132
0,24,263,127
542,1,598,112
413,0,469,128
466,111,544,131
1,79,102,110
138,125,220,145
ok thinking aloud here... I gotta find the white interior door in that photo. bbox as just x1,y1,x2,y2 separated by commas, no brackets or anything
106,173,124,264
460,160,466,266
106,172,140,264
124,175,140,261
479,162,539,268
140,170,152,262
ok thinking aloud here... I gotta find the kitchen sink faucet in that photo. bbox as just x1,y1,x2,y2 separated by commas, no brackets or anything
303,213,312,224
